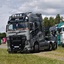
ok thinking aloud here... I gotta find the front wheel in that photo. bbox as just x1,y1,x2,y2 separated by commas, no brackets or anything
34,44,39,52
8,50,13,53
7,49,14,53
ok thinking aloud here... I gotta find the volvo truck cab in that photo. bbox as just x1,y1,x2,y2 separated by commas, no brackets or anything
6,12,57,53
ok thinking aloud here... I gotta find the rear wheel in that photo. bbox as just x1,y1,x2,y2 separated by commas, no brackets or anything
53,42,57,50
48,43,52,51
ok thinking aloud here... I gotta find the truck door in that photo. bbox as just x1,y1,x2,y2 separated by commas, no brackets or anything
38,32,47,50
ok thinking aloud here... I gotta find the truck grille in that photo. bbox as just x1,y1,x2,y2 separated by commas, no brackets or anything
9,35,26,50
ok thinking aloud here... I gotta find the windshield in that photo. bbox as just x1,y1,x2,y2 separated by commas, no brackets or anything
8,23,28,30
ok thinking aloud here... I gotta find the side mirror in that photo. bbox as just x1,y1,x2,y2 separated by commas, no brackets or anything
6,25,8,32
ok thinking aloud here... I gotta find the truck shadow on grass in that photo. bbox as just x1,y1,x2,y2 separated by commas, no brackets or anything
8,49,53,54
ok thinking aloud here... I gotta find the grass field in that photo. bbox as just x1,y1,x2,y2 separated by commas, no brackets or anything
0,47,64,64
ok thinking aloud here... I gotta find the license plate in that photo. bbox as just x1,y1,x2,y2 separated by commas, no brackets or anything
14,46,19,48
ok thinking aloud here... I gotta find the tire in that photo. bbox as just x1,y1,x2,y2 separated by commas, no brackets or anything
48,43,52,51
8,49,13,53
8,50,12,53
34,44,39,52
53,42,57,50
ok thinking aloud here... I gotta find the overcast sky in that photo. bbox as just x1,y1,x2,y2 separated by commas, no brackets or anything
0,0,64,32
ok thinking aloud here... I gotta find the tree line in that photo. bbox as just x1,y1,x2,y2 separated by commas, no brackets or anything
43,14,61,28
0,33,6,39
43,14,63,34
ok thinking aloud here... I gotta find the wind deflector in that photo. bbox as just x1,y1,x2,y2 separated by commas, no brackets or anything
8,13,28,24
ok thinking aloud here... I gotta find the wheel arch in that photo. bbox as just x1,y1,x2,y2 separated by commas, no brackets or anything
34,41,39,45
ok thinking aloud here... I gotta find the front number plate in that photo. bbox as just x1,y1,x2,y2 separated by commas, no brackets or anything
14,46,19,48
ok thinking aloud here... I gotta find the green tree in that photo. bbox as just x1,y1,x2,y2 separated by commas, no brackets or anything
55,14,60,24
43,17,49,27
0,32,6,38
49,17,55,27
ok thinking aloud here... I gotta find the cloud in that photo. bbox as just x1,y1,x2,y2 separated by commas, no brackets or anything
13,0,64,15
0,5,14,32
0,0,64,32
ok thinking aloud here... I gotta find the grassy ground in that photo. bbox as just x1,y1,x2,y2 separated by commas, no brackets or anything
0,47,64,64
34,46,64,61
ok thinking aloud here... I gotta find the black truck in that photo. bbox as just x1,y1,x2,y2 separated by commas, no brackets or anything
6,12,57,53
